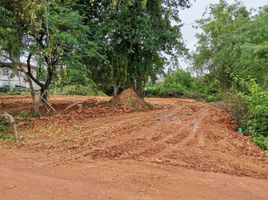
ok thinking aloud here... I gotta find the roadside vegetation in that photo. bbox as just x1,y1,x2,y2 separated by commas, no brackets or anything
147,1,268,150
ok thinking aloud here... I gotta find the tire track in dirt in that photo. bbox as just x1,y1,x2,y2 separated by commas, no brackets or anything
3,97,268,179
126,106,208,161
82,108,184,159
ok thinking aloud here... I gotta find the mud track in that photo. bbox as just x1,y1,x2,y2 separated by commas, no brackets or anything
0,96,268,199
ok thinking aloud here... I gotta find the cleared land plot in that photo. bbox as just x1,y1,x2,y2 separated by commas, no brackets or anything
0,96,268,200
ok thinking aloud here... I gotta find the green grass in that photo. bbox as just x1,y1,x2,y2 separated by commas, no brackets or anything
0,135,17,142
0,122,16,142
0,90,30,96
253,134,268,150
19,111,39,121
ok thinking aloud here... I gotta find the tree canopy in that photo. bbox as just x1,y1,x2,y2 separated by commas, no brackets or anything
0,0,190,99
193,0,268,91
0,0,92,101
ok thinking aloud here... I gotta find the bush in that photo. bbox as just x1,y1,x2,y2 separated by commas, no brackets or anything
159,83,187,97
147,83,188,97
224,90,249,129
146,69,194,98
191,75,220,100
253,134,268,150
246,81,268,137
147,73,222,102
0,121,16,142
0,121,9,134
19,111,39,121
51,84,106,96
227,79,268,150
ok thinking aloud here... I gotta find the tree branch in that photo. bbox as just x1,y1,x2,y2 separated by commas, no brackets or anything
26,53,43,87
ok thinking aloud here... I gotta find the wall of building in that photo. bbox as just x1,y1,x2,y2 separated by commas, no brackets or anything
0,65,40,90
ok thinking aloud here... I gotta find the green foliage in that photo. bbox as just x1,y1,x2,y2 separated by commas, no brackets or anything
77,0,190,96
226,79,268,149
20,111,31,121
19,111,39,120
51,84,106,96
224,89,249,128
147,69,222,102
7,90,22,96
0,121,16,142
193,1,268,91
243,80,268,137
193,1,268,149
252,134,268,150
158,83,187,97
147,69,192,97
0,121,8,134
0,135,16,142
191,75,221,102
0,0,94,101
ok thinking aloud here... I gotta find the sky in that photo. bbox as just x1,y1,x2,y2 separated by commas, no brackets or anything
178,0,268,68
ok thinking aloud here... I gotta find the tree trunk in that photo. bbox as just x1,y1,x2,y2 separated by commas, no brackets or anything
113,84,120,96
135,79,144,98
28,79,40,115
40,86,48,103
18,64,40,115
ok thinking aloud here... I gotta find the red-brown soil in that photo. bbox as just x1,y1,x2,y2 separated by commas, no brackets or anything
0,95,110,115
0,96,268,200
110,88,150,111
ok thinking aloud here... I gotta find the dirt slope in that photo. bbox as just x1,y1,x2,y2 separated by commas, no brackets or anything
1,96,268,199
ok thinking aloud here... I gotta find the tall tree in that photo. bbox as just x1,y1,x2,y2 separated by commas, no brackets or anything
0,0,91,103
76,0,190,97
193,0,268,91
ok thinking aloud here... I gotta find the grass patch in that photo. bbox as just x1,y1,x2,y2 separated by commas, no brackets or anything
19,111,39,121
253,134,268,151
0,122,16,142
0,135,17,142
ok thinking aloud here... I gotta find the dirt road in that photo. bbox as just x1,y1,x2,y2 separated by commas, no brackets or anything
1,152,268,200
0,96,268,199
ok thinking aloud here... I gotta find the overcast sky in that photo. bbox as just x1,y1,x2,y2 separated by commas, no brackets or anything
179,0,268,54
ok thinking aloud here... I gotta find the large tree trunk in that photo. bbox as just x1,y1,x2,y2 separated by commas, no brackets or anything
136,83,144,98
135,78,145,98
113,84,120,96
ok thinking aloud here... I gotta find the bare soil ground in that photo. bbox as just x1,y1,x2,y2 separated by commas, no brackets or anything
0,95,268,200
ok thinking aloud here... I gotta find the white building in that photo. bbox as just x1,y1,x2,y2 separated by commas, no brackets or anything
0,63,40,90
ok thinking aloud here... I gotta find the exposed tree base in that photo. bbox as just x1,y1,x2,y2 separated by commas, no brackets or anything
110,88,151,111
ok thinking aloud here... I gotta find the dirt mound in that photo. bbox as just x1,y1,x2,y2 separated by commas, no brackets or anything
110,88,150,111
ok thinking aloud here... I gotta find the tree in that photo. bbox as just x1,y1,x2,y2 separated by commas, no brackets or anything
76,0,190,97
193,0,268,91
0,0,91,105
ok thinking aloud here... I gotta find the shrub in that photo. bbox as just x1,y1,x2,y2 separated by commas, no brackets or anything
252,134,268,150
0,121,16,142
227,79,268,150
20,111,32,121
246,81,268,137
147,83,188,97
0,121,9,134
159,83,187,97
19,111,39,121
51,84,106,96
224,90,250,130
